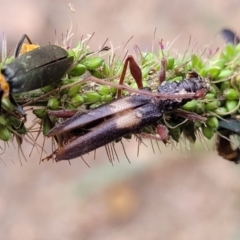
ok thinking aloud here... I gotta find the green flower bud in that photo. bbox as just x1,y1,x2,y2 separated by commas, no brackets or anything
195,101,205,114
222,44,236,59
7,116,21,128
0,116,7,125
70,64,86,77
209,85,218,96
90,69,104,79
202,126,215,140
182,100,198,111
41,85,54,93
206,116,219,128
43,119,51,136
215,107,228,116
223,88,238,100
225,100,238,112
47,98,59,110
71,94,84,108
205,100,221,111
199,68,207,77
17,126,27,135
191,54,203,70
61,77,81,90
217,69,232,80
220,81,231,91
97,85,111,96
65,103,75,110
82,91,101,104
205,93,216,100
208,66,221,79
33,108,47,119
82,57,104,70
100,94,113,102
67,85,81,97
1,99,14,111
102,62,110,76
167,57,175,70
0,126,10,141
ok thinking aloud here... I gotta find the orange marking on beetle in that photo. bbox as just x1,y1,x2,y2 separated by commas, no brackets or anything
0,74,9,98
20,43,40,55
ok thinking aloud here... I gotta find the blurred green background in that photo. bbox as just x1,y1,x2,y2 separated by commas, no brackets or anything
1,0,240,239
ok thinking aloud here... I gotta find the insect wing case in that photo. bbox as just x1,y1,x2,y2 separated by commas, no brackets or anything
47,94,152,137
2,45,73,93
53,96,164,161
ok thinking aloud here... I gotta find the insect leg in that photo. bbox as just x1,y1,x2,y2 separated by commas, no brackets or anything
117,55,143,98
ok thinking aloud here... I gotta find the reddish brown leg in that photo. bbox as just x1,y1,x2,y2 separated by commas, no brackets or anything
138,125,169,144
117,55,143,98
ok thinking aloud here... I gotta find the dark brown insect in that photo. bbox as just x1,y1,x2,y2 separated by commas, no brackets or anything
220,28,240,45
217,118,240,163
45,55,209,161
